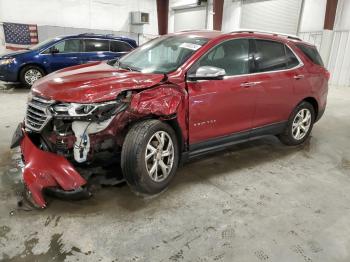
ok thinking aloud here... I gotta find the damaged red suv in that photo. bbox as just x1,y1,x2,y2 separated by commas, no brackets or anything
11,30,329,208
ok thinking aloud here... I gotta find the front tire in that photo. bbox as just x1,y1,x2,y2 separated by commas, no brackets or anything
279,101,315,146
121,119,179,195
19,65,45,88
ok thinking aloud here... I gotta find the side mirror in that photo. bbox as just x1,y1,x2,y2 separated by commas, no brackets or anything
187,66,226,81
50,47,59,54
107,57,119,66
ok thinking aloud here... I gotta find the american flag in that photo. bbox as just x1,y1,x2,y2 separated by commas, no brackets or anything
3,22,38,50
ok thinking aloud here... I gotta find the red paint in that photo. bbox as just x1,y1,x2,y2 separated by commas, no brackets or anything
20,130,86,207
32,62,164,103
187,75,255,144
130,85,185,116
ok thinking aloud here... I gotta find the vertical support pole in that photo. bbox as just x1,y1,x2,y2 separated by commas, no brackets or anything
213,0,224,31
324,0,338,30
320,0,339,67
156,0,169,35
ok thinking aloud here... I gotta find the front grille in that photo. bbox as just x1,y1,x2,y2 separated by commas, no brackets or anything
25,96,54,132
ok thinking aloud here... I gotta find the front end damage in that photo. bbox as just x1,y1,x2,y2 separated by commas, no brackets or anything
12,83,186,208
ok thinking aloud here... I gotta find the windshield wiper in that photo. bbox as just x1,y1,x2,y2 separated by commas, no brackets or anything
117,61,140,72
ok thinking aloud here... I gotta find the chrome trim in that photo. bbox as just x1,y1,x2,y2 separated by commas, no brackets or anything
240,81,261,87
32,96,55,104
187,37,304,82
25,96,54,132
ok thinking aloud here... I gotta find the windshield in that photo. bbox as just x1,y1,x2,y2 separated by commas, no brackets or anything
29,37,60,50
117,35,209,74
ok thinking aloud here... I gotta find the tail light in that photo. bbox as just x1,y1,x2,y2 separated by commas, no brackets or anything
324,69,330,80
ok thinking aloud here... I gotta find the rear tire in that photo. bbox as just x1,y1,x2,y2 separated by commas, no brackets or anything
121,119,179,195
19,65,45,88
279,101,315,146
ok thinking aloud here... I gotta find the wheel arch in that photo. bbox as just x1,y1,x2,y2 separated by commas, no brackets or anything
301,97,319,120
164,118,185,152
18,63,47,80
122,116,185,153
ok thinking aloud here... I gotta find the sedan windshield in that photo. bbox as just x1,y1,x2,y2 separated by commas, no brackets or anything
117,35,209,74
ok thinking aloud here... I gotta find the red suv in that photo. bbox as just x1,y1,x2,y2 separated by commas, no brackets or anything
11,30,329,207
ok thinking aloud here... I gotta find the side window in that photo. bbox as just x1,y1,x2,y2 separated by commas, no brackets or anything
285,46,300,69
84,39,109,52
191,39,249,76
296,43,324,67
110,41,132,52
254,40,288,72
45,39,81,53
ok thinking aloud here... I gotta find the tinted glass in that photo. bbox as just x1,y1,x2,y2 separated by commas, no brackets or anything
254,40,288,72
110,41,132,52
30,37,58,50
296,44,324,67
191,39,249,76
84,39,109,52
285,46,299,69
47,39,80,53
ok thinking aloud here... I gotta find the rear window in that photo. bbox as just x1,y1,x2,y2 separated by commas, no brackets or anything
84,39,109,52
254,40,289,72
296,44,324,67
110,41,132,52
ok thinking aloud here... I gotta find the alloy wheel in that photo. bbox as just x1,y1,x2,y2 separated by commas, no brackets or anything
24,69,43,86
145,131,175,182
292,108,312,140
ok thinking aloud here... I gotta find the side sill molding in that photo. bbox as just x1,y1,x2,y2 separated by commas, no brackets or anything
186,121,287,160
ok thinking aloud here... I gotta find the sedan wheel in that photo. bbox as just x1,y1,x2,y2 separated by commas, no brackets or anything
24,69,43,86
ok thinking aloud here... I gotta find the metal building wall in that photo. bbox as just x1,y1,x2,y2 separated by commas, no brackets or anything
240,0,303,35
299,30,350,87
327,30,350,87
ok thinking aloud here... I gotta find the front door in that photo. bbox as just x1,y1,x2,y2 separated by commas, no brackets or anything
41,39,82,73
187,38,256,145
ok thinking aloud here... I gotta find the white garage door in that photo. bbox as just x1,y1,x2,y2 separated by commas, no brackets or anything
174,7,207,32
241,0,303,35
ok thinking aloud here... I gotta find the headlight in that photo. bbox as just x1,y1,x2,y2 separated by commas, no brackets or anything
0,58,15,65
50,91,132,121
50,101,115,119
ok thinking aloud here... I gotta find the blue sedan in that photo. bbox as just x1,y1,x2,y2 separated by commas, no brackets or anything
0,33,137,87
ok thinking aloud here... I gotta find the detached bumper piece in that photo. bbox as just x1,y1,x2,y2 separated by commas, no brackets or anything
20,130,87,208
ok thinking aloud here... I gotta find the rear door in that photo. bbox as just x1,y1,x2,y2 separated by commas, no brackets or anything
250,39,302,128
81,39,111,63
41,39,82,72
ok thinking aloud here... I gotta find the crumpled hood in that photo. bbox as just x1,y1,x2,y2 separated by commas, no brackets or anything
32,62,165,103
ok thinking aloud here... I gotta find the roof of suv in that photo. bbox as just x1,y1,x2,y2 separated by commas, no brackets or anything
58,33,136,43
172,29,311,46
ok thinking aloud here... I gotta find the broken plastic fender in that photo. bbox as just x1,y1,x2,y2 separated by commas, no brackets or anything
130,86,185,116
20,131,86,208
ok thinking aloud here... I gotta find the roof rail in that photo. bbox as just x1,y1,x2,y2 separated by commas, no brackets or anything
77,33,125,38
179,29,220,33
230,29,302,41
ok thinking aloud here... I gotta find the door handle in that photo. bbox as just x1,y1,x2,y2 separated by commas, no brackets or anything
240,81,261,88
293,74,304,80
